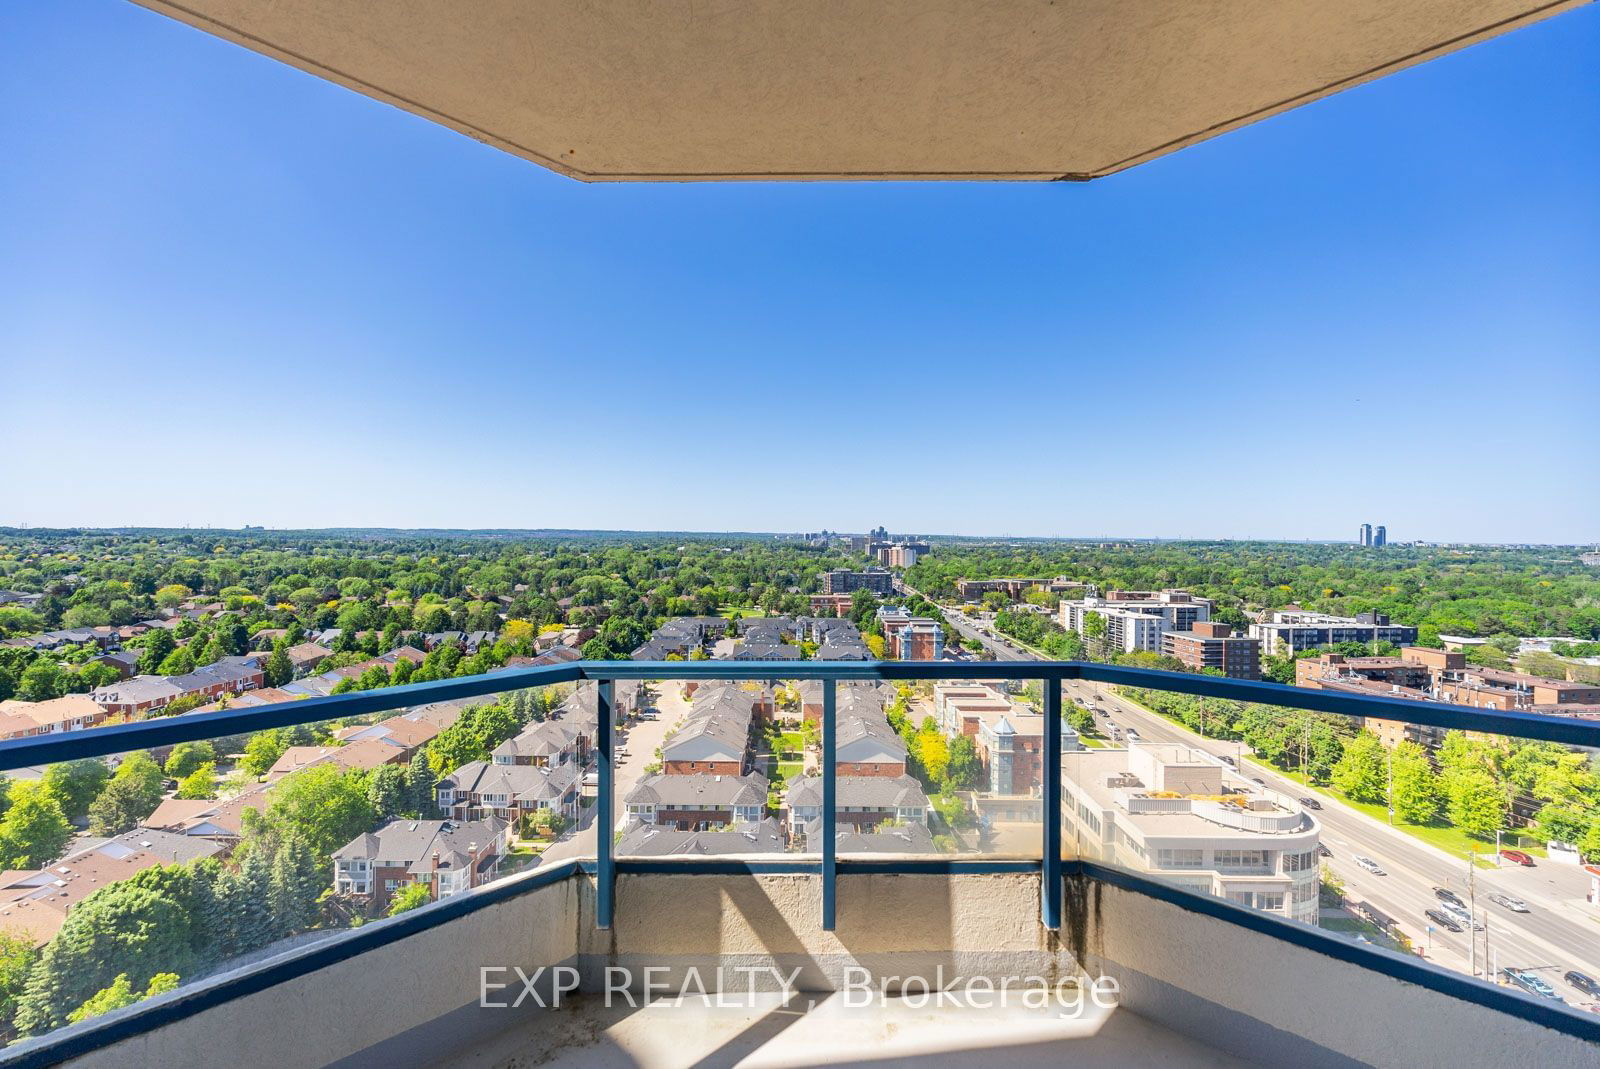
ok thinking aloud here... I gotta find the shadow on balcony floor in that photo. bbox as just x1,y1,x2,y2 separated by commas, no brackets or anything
430,990,1258,1068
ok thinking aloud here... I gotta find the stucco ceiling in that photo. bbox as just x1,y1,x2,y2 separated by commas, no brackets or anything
134,0,1584,181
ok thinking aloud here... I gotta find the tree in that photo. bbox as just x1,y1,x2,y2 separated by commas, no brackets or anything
943,736,982,791
137,629,177,675
1330,731,1387,804
156,647,196,676
165,741,217,779
15,863,213,1035
265,765,377,860
1388,741,1442,824
367,763,408,822
1445,768,1509,840
67,972,179,1024
175,763,218,800
387,881,431,916
0,930,38,1033
42,759,110,822
0,781,73,868
263,646,293,687
16,660,64,702
240,729,290,779
406,750,438,818
88,752,167,836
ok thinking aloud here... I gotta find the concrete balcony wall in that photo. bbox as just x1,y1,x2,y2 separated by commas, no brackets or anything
35,869,1600,1068
1078,877,1599,1069
576,872,1078,993
46,875,585,1069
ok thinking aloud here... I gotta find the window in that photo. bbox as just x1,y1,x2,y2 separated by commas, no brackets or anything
1155,848,1204,870
1214,849,1271,872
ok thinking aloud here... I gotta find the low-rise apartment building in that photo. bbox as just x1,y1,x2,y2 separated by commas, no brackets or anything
932,683,1082,796
1061,743,1323,925
1060,590,1214,654
820,568,895,596
333,816,508,911
876,607,944,660
1162,622,1262,680
1249,609,1418,656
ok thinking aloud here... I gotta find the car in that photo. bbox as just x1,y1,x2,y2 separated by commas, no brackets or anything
1488,893,1529,913
1500,849,1535,867
1433,887,1465,908
1425,909,1462,933
1124,730,1141,742
1440,902,1484,931
1355,855,1386,875
1251,776,1266,785
1565,971,1600,998
615,747,630,757
1317,844,1333,858
1503,969,1560,1000
1565,971,1600,997
1220,755,1237,767
1298,797,1322,810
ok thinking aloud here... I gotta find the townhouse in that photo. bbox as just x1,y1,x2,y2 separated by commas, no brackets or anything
0,829,226,947
333,816,508,911
622,772,769,831
265,737,410,780
0,694,111,738
435,760,581,823
803,820,936,855
489,720,583,768
616,817,784,857
785,774,931,842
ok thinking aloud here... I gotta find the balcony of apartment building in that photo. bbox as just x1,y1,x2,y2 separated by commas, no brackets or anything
10,3,1594,1066
2,657,1598,1069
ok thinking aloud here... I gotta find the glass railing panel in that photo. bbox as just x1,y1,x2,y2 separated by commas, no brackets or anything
0,676,572,1045
1067,676,1600,1011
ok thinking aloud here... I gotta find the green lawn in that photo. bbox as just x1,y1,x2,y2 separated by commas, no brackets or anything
777,760,804,779
1256,765,1500,868
720,607,768,619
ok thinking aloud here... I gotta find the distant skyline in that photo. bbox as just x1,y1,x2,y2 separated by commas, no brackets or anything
2,3,1597,542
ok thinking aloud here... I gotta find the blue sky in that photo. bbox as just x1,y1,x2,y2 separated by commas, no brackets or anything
2,4,1596,542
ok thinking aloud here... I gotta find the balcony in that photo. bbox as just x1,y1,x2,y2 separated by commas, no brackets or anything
0,661,1596,1068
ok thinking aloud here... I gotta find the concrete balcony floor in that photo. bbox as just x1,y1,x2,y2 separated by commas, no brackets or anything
433,991,1254,1069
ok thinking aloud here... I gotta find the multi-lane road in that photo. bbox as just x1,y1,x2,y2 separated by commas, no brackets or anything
934,602,1600,1007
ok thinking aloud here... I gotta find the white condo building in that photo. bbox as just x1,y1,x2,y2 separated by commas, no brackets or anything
1058,589,1214,654
1061,743,1323,924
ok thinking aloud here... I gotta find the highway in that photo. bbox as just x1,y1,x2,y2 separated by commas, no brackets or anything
932,601,1600,1008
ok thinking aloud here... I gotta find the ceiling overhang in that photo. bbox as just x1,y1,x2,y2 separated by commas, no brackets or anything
132,0,1585,181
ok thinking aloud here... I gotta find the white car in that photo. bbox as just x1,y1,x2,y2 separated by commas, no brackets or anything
1440,901,1484,930
1355,855,1387,876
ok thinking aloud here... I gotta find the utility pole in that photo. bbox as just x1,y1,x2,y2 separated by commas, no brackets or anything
1467,851,1478,976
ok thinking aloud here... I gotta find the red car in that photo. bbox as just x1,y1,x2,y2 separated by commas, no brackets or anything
1499,849,1535,867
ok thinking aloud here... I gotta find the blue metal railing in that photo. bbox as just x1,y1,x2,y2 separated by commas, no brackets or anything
5,658,1600,1065
3,658,1596,934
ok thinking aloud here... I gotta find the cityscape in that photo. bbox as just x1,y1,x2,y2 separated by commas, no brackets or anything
2,0,1597,1065
0,527,1597,1043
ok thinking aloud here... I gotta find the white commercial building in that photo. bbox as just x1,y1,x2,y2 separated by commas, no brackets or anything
1061,743,1323,925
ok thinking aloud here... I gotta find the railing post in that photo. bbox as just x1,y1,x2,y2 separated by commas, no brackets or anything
596,677,614,930
1042,676,1062,930
822,677,837,931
